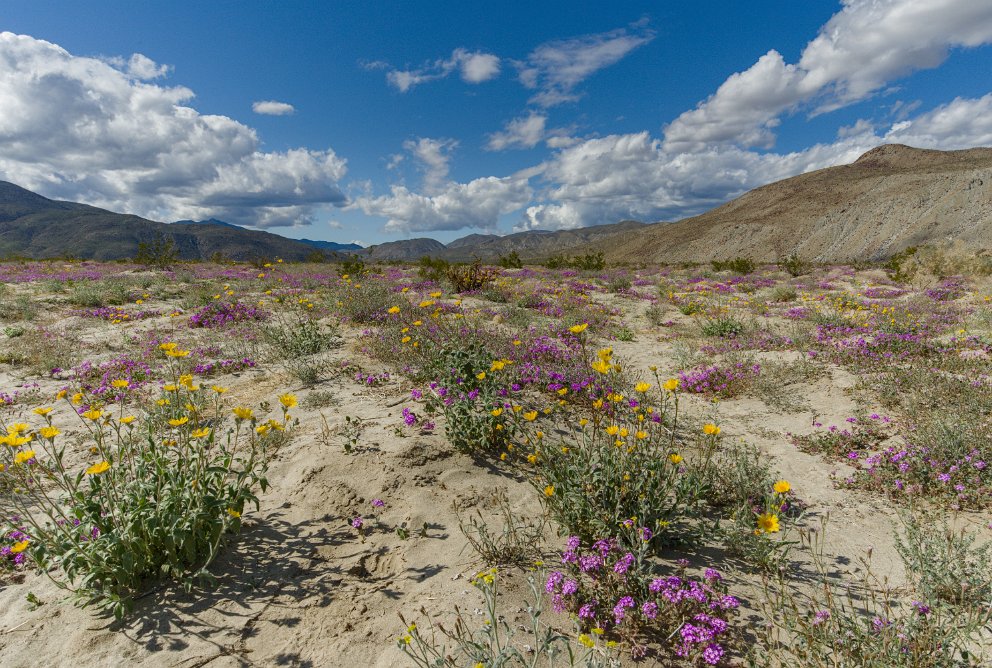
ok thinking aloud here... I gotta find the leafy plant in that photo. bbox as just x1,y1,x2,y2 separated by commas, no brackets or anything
0,377,285,618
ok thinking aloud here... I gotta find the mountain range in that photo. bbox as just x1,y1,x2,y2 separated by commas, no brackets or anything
1,144,990,264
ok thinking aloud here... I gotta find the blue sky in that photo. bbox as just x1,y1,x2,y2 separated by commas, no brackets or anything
1,1,991,247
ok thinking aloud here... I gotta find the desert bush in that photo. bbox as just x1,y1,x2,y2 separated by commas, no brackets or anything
134,233,179,268
769,285,797,302
497,250,523,269
711,257,756,274
606,275,632,293
338,256,367,277
780,254,811,277
0,370,290,618
416,255,449,282
446,260,500,292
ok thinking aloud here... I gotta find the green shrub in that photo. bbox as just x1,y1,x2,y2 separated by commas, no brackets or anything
711,257,756,274
1,379,286,618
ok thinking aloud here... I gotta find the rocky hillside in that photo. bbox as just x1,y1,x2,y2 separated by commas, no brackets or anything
585,144,992,263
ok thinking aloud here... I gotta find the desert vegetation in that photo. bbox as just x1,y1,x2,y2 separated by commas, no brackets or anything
0,256,989,665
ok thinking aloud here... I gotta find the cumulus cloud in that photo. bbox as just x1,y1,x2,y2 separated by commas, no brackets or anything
403,137,458,193
0,32,346,228
486,113,547,151
882,93,992,147
519,91,992,232
384,48,501,92
252,100,296,115
514,22,654,107
356,176,532,233
664,0,992,151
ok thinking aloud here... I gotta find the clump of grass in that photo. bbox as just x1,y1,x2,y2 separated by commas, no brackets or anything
456,488,546,567
699,314,746,338
757,518,991,667
398,572,617,667
893,510,992,606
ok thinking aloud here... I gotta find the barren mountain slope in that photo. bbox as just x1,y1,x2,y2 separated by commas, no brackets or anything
586,144,992,263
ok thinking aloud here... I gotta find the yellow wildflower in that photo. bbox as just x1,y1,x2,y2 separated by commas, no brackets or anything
702,423,721,436
591,359,611,374
387,306,401,314
773,480,791,494
191,427,211,439
544,485,554,497
14,450,35,464
212,385,228,394
663,378,680,392
32,407,53,416
227,508,241,518
85,460,110,475
635,382,651,393
39,426,60,440
120,415,136,424
279,393,298,409
111,379,129,389
757,513,780,533
569,323,588,334
669,453,683,464
523,411,538,421
168,417,189,427
491,408,503,417
82,409,104,421
10,540,28,554
233,406,254,421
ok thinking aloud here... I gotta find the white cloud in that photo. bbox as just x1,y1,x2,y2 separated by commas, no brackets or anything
125,53,171,80
486,113,547,151
0,32,346,228
513,22,654,107
459,51,501,83
664,0,992,151
882,93,992,147
252,100,296,115
349,239,368,247
519,89,992,232
327,219,344,229
403,137,458,193
384,48,500,92
357,176,532,233
837,118,876,138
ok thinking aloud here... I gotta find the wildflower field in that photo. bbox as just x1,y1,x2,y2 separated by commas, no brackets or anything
0,257,990,666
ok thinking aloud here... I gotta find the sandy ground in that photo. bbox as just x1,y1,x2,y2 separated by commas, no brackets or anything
0,273,988,667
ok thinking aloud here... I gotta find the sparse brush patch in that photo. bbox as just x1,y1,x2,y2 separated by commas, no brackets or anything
756,518,991,668
893,510,992,606
644,303,668,326
398,572,618,667
337,280,393,323
456,488,546,567
769,285,797,302
711,257,756,275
